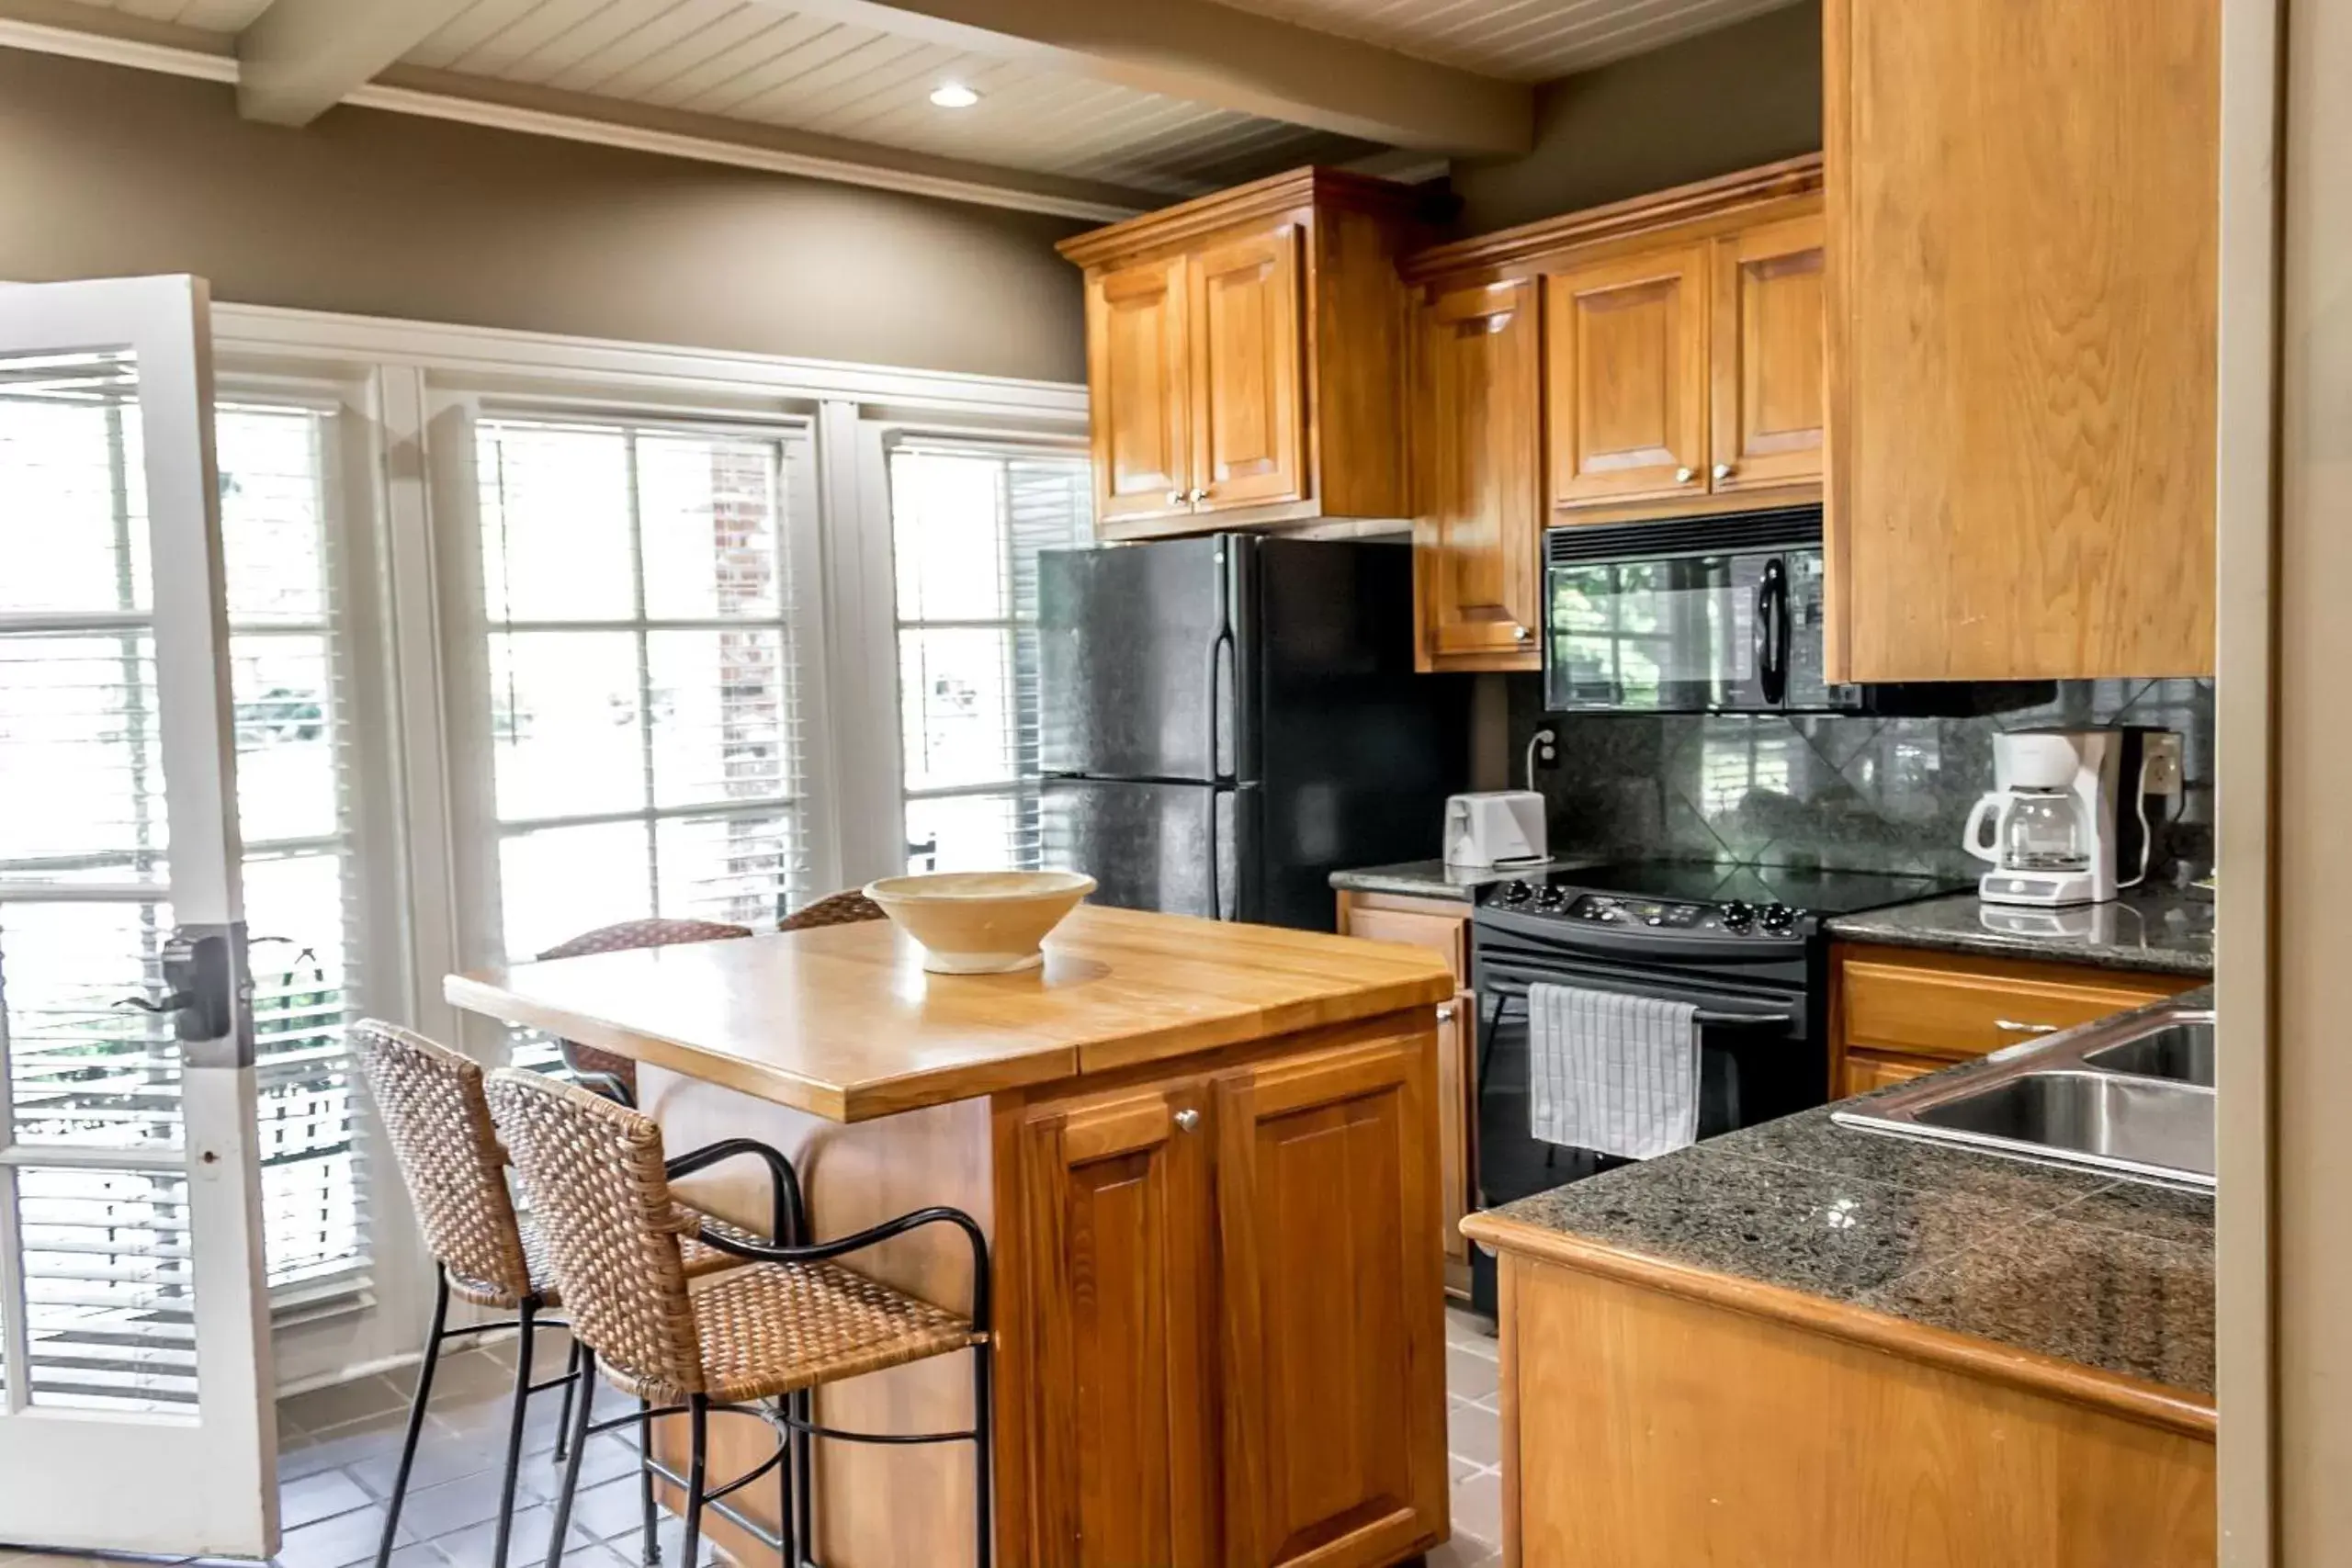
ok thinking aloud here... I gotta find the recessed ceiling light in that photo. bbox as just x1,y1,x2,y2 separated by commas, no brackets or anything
929,83,979,108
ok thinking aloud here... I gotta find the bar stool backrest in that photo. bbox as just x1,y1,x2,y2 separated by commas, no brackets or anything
483,1068,708,1403
351,1020,533,1305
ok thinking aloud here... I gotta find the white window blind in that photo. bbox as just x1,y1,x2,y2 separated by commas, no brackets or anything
472,416,815,982
0,374,367,1412
889,445,1091,874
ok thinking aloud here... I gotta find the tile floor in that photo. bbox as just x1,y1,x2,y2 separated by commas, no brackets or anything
0,1305,1511,1568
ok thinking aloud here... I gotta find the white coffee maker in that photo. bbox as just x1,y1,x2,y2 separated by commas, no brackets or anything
1964,728,2174,907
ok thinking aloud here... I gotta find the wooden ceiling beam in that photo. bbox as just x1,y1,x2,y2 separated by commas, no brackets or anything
784,0,1535,155
234,0,476,126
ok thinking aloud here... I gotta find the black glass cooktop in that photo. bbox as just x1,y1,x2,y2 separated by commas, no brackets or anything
1503,861,1968,917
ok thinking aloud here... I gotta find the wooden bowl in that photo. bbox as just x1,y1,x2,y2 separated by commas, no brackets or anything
862,870,1097,974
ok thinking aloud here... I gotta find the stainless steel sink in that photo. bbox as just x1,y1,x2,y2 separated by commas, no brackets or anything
1831,1003,2216,1186
2080,1020,2215,1088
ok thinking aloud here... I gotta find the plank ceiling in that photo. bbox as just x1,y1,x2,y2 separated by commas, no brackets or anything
51,0,1801,203
1219,0,1804,81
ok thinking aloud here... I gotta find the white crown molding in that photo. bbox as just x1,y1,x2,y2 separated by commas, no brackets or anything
208,298,1090,423
0,15,1138,224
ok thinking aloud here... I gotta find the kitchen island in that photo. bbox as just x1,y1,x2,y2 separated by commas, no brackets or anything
1464,1032,2215,1566
447,902,1457,1568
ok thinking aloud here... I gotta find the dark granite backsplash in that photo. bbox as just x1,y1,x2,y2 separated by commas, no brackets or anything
1503,677,2215,884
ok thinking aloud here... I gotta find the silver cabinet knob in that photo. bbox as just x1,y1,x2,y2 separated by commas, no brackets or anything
1512,625,1532,643
1713,462,1735,480
1435,1002,1457,1023
1166,489,1186,505
1185,487,1210,502
1675,466,1696,483
1173,1108,1201,1132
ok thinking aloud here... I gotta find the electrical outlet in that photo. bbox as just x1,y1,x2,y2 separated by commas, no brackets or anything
1532,726,1559,769
2142,732,2185,796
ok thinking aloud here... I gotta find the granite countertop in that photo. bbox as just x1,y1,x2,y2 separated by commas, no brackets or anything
1481,999,2215,1397
1826,886,2214,976
1329,858,1589,902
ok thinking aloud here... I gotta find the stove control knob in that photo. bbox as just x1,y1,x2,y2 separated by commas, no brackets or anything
1534,886,1569,911
1499,881,1532,905
1759,902,1794,927
1721,900,1755,929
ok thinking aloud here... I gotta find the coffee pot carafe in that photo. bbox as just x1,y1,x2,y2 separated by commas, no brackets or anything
1964,728,2173,908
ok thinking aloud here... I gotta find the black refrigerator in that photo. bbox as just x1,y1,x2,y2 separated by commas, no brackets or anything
1037,535,1466,931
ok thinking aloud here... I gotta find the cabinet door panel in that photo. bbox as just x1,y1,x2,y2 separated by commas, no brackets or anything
1837,1048,1940,1100
1711,213,1826,492
1415,279,1543,665
1089,255,1192,525
1189,225,1306,512
1215,1033,1449,1567
1018,1085,1216,1568
1545,244,1709,510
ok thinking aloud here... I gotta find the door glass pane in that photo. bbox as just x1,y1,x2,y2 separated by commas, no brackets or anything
17,1166,196,1413
0,634,167,877
0,350,148,615
1,901,179,1151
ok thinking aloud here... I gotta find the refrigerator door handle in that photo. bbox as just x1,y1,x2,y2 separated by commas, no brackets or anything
1207,623,1235,782
1205,788,1220,921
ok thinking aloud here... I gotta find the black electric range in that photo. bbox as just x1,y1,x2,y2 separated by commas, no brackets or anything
1464,861,1966,1315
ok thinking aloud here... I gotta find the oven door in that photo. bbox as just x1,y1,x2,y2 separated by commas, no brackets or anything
1466,957,1820,1314
1543,543,1836,714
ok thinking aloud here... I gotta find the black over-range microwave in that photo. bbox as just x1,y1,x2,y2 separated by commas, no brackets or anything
1542,505,2051,716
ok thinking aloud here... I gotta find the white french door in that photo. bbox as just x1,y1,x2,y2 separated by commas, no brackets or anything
0,278,277,1556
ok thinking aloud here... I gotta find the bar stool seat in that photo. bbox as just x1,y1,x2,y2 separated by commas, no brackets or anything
620,1258,976,1405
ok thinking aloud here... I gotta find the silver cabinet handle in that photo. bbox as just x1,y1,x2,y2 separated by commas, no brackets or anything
1713,462,1736,480
1173,1108,1201,1132
1166,489,1185,505
1995,1019,2059,1035
1435,1002,1457,1023
1187,487,1210,502
1511,626,1532,643
1675,466,1696,483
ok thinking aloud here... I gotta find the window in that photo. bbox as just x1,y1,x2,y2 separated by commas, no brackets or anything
889,446,1091,874
471,416,815,967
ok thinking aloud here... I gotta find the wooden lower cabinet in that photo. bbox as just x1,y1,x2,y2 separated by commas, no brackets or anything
1001,1021,1451,1568
1495,1251,2215,1567
1831,943,2204,1100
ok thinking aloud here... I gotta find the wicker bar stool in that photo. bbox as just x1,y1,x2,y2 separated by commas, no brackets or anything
351,1022,761,1568
536,919,756,1107
481,1068,993,1568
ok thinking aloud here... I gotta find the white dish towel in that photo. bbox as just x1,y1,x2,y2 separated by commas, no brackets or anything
1525,982,1702,1160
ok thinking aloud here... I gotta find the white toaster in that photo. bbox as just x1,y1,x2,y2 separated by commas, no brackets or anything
1442,791,1548,869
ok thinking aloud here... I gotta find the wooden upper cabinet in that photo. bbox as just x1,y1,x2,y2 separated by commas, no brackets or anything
1189,224,1305,513
1059,170,1419,539
1087,255,1193,526
1825,0,2218,681
1545,243,1710,510
1415,278,1544,669
1213,1032,1449,1568
1013,1082,1216,1568
1711,213,1826,493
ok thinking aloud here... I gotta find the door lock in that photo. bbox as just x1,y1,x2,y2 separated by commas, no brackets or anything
116,931,234,1043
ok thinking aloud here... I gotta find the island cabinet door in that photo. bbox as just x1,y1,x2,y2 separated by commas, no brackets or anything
1012,1082,1219,1568
1212,1031,1451,1568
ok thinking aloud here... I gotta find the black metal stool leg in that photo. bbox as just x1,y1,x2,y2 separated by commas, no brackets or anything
971,1341,994,1567
543,1344,598,1568
375,1271,449,1568
792,1389,813,1565
489,1297,538,1568
773,1396,795,1568
638,1396,662,1565
679,1395,709,1568
552,1337,582,1463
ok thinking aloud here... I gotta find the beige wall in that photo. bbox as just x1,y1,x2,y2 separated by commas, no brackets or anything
0,48,1089,382
1446,0,1821,235
2275,0,2352,1556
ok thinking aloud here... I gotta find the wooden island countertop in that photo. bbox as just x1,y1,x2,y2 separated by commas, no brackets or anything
444,902,1455,1122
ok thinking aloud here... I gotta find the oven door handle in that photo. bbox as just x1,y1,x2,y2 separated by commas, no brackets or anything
1693,1010,1794,1028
